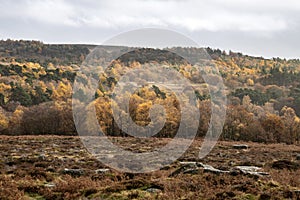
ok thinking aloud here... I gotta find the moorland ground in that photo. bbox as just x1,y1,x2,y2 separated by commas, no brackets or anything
0,135,299,200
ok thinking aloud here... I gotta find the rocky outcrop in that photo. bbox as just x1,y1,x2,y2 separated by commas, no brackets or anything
170,161,269,177
62,168,84,176
231,166,269,176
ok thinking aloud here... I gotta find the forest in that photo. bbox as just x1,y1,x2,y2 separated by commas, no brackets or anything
1,39,300,144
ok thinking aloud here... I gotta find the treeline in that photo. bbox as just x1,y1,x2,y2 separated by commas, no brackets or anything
1,96,299,144
0,39,92,66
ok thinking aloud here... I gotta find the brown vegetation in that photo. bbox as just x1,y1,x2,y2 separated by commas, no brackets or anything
0,136,299,199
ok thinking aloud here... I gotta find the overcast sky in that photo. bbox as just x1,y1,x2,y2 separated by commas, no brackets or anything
1,0,300,58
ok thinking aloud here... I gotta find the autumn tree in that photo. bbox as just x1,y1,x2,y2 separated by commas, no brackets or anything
0,108,8,133
280,106,299,144
260,114,284,143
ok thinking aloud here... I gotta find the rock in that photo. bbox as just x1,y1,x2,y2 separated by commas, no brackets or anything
46,166,55,172
146,188,162,193
294,190,300,199
95,168,110,174
235,166,261,172
296,154,300,160
38,154,46,160
44,183,55,188
198,163,230,174
258,172,270,176
233,144,249,150
271,160,300,170
179,161,199,168
169,162,199,177
284,190,300,199
172,162,268,177
63,168,84,176
233,166,269,176
293,190,300,195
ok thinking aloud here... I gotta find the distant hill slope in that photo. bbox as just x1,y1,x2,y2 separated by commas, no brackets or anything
0,40,94,65
1,39,299,66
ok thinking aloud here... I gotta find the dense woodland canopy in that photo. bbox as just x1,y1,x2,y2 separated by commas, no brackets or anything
0,39,300,144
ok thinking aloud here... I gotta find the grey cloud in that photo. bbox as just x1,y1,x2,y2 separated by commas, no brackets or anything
0,0,299,58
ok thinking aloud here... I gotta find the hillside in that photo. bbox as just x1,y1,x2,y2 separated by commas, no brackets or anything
0,39,300,144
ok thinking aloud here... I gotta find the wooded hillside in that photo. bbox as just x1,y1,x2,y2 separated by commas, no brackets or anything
1,39,300,144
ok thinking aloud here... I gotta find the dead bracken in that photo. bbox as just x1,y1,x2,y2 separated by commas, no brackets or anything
0,135,299,199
